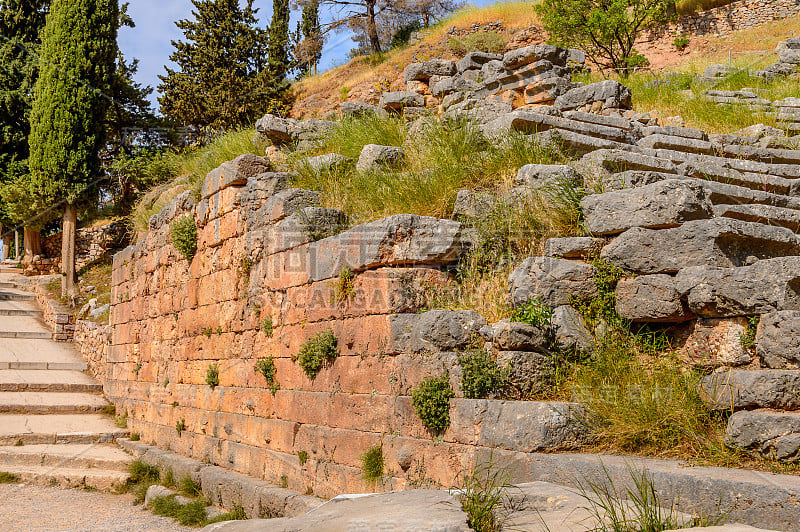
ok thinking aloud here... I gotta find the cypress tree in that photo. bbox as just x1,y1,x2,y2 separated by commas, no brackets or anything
266,0,291,101
158,0,270,129
27,0,118,298
296,0,322,76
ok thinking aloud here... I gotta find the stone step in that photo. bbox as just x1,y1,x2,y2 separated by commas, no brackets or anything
0,392,109,414
714,203,800,232
0,463,128,492
0,414,127,445
0,370,102,392
0,288,34,301
0,443,132,472
0,339,87,371
0,315,52,340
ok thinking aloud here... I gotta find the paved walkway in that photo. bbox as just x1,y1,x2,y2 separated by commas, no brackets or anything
0,483,190,532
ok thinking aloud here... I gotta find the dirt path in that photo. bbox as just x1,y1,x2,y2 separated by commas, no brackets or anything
0,483,191,532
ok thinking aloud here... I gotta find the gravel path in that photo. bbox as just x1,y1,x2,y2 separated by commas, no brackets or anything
0,483,192,532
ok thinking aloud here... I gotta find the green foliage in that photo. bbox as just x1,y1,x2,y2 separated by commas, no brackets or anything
332,267,355,302
457,453,513,532
360,445,384,482
412,376,455,434
266,0,292,103
157,0,273,128
319,113,406,158
205,363,219,389
128,460,160,485
176,418,186,436
740,315,760,349
295,0,323,76
673,33,690,50
295,329,339,379
170,215,197,261
255,357,277,386
447,31,505,55
0,472,20,484
389,20,423,49
204,504,247,524
163,468,176,489
260,317,274,337
571,257,628,331
536,0,674,75
27,0,118,219
458,351,507,399
130,432,140,441
511,297,554,329
133,362,142,375
179,476,203,498
297,450,308,465
149,495,208,527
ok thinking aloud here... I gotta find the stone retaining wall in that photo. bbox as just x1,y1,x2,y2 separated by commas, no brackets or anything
31,282,74,342
673,0,800,35
74,320,109,380
40,221,125,273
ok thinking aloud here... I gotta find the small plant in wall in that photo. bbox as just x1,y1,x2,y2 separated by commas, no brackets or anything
260,317,274,337
205,363,219,389
331,267,355,303
458,351,508,399
176,418,186,436
295,329,339,379
169,215,198,261
412,375,455,434
360,444,384,483
297,450,308,465
255,357,280,396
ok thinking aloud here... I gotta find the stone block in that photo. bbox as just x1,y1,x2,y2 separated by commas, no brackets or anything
615,275,693,323
457,51,503,72
543,237,604,259
701,369,800,411
581,179,713,235
389,309,487,353
509,256,596,307
496,350,553,395
554,80,632,112
756,311,800,369
551,305,593,353
515,164,583,189
201,155,271,200
503,45,568,69
726,410,800,460
403,59,457,82
677,317,752,367
355,144,405,173
378,91,425,112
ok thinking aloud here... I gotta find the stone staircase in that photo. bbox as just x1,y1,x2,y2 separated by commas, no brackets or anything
0,274,131,490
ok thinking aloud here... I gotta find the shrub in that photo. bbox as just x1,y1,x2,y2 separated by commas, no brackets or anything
205,363,219,389
149,495,207,527
260,317,273,337
673,33,690,50
255,357,277,386
511,297,553,329
298,450,308,465
361,445,384,482
163,468,175,488
170,215,197,261
332,267,355,302
128,460,160,485
457,453,513,532
740,315,759,349
448,31,505,55
458,351,507,399
176,418,186,436
389,19,423,49
412,376,455,434
204,504,247,524
179,475,203,498
295,329,339,379
0,472,20,484
130,432,140,441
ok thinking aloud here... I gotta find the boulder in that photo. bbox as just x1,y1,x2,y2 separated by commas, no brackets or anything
726,410,800,460
491,321,549,351
503,45,568,70
601,218,800,275
302,153,351,173
755,311,800,369
515,164,583,189
431,75,478,97
615,275,694,323
341,101,382,117
543,237,604,259
554,80,632,112
355,144,405,173
255,115,334,148
145,485,177,507
451,189,499,219
390,310,487,353
457,51,503,72
778,49,800,64
201,154,272,200
378,91,425,112
581,179,713,235
674,256,800,317
403,59,457,82
481,59,505,80
551,305,593,353
701,369,800,411
524,77,579,104
257,189,321,225
509,256,596,307
497,350,553,395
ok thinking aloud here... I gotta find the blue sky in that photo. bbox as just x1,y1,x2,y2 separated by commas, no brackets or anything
118,1,379,108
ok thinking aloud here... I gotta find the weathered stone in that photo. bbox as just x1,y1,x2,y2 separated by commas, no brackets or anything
641,125,708,141
431,75,478,97
779,49,800,64
503,45,568,69
580,149,679,177
308,214,463,280
544,237,604,259
457,51,503,72
601,218,800,275
678,317,752,367
201,154,272,200
403,59,457,82
713,203,800,232
510,256,596,307
515,164,583,189
491,321,549,351
443,97,513,123
674,256,800,317
703,64,736,79
756,311,800,369
255,115,333,147
390,310,487,353
378,91,425,112
524,77,578,104
144,485,177,507
637,134,715,155
581,180,713,235
355,144,405,173
201,490,471,532
701,369,800,411
496,350,553,395
451,189,499,219
554,80,632,112
481,59,505,80
551,305,593,353
499,110,636,144
302,153,351,173
341,101,382,117
726,410,800,461
615,275,693,323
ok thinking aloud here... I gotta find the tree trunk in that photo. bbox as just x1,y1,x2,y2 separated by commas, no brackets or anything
14,230,19,260
61,204,77,300
366,0,381,53
23,227,41,258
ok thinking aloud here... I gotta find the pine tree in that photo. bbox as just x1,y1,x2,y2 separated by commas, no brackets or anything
266,0,292,102
158,0,271,129
27,0,118,298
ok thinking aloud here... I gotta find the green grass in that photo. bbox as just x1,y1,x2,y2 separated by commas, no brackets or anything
124,460,160,504
0,472,20,484
149,495,208,527
456,453,513,532
204,504,247,524
360,445,384,482
179,475,203,498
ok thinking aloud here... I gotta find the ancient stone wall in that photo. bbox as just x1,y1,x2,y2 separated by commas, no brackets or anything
107,154,586,499
673,0,800,35
40,221,125,273
75,320,109,380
